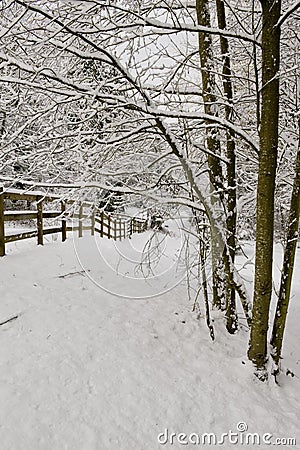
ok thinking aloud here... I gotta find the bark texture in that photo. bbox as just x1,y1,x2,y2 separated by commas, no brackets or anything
248,0,281,376
196,0,237,331
216,0,237,334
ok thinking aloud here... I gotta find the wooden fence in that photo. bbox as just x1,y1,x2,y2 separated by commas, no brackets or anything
0,187,148,257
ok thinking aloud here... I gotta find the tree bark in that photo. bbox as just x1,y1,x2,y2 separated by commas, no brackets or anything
196,0,233,326
248,0,281,378
216,0,238,334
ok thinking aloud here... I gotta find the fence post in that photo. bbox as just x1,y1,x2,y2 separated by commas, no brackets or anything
114,219,117,241
130,218,133,236
0,187,5,256
119,219,122,240
78,204,83,238
107,215,111,239
91,210,95,236
61,201,67,242
100,211,104,237
37,196,43,245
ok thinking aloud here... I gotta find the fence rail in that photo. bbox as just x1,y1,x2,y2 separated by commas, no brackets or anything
0,187,148,256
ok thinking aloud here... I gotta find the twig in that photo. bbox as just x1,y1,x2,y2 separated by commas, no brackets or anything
57,270,86,279
0,315,19,326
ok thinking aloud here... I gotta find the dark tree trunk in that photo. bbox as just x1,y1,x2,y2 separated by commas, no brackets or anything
271,120,300,373
248,0,281,378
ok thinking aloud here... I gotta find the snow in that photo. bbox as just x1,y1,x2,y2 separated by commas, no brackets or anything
0,229,299,449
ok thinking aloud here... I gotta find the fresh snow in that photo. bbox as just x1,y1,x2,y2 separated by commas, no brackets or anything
0,227,299,449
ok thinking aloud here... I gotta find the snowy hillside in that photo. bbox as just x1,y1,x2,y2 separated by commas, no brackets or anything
0,229,299,450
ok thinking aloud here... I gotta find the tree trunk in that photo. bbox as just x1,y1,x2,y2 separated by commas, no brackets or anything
216,0,237,334
196,0,230,322
248,0,281,378
270,119,300,373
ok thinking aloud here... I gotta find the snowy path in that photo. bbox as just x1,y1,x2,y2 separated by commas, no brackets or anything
0,233,299,449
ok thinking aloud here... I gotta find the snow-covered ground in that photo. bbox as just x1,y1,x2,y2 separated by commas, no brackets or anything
0,227,299,449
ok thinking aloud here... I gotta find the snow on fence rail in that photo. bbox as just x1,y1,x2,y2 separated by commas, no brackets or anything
0,187,147,256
